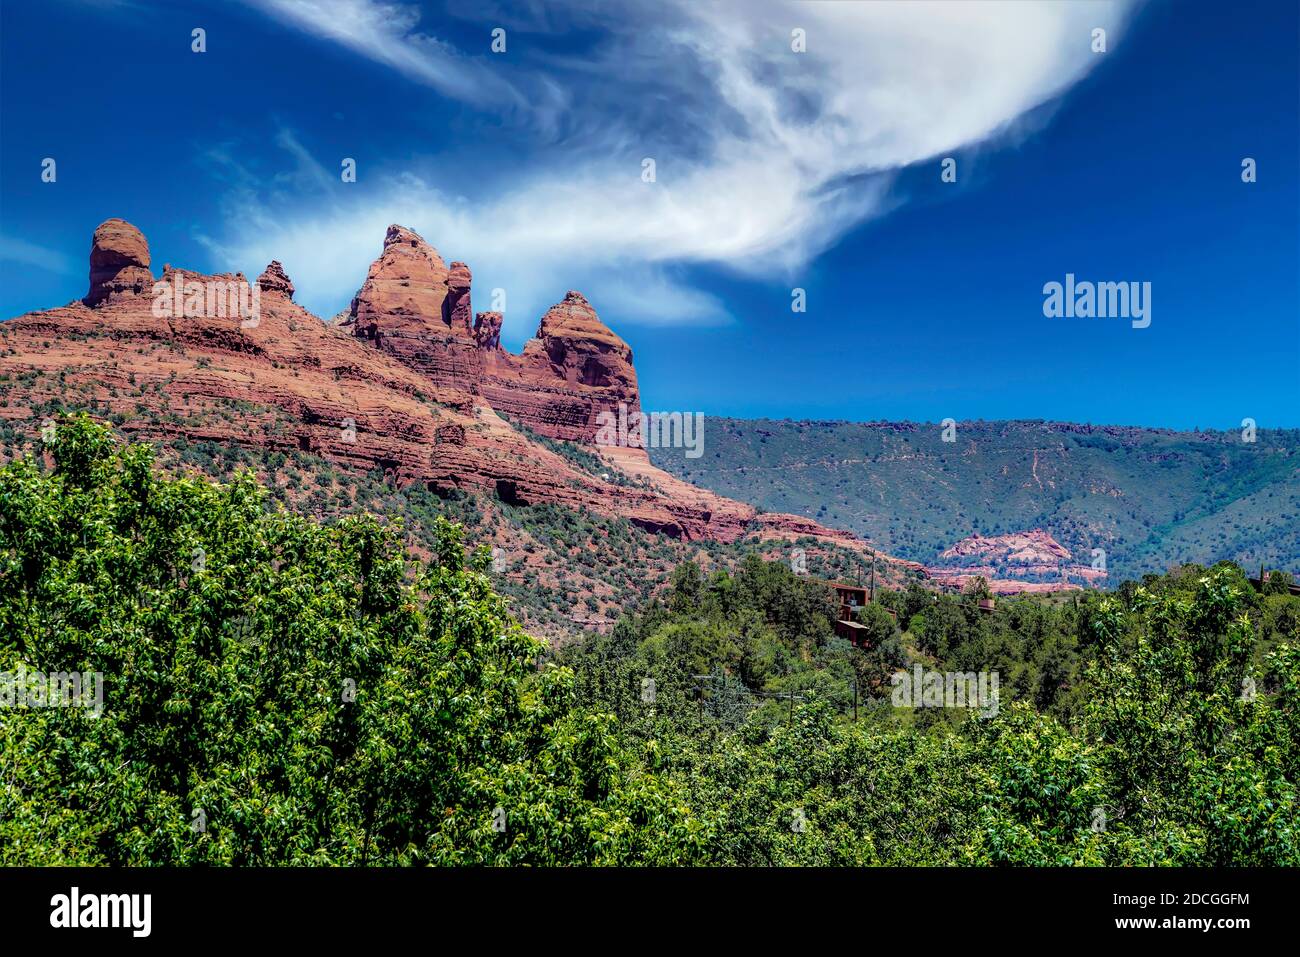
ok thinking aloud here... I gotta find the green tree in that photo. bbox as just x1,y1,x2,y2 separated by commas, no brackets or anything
0,415,707,865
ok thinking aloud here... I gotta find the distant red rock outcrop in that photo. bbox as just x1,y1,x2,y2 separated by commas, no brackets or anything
927,528,1105,593
938,529,1072,564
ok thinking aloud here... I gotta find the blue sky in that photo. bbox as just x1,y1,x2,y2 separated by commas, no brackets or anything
1,0,1296,429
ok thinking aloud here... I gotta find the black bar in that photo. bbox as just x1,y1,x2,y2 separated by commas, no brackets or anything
0,867,1287,944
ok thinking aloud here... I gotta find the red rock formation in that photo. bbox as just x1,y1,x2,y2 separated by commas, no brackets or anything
345,225,479,408
84,218,153,306
443,261,473,332
479,290,644,448
939,529,1073,564
351,224,449,330
473,311,502,350
2,218,912,576
257,261,295,298
343,227,643,448
927,528,1103,593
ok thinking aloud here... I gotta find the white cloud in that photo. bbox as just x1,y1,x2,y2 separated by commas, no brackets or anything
215,0,1137,333
244,0,544,115
0,236,75,275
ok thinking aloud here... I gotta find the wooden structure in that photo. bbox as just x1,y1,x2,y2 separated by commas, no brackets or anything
831,582,868,620
812,580,895,645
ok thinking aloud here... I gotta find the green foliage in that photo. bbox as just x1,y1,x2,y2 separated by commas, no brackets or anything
1264,569,1295,595
0,415,705,865
562,550,1300,865
5,416,1299,866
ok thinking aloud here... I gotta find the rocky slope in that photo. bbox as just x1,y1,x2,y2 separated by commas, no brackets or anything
0,218,915,584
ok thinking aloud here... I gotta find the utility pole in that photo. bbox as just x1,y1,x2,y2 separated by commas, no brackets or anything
693,673,728,726
869,550,877,603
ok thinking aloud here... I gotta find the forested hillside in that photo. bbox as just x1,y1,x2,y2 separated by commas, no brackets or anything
0,408,906,641
4,418,1298,865
652,418,1300,583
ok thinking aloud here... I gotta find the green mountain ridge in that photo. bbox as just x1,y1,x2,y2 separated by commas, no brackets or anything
650,418,1300,584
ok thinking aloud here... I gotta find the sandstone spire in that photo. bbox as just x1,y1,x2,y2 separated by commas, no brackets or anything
257,261,295,299
84,218,153,307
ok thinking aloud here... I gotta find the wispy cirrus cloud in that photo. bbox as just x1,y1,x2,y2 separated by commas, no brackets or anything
242,0,548,115
212,0,1138,331
0,236,75,275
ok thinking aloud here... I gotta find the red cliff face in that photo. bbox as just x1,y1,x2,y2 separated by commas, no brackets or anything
0,218,912,574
